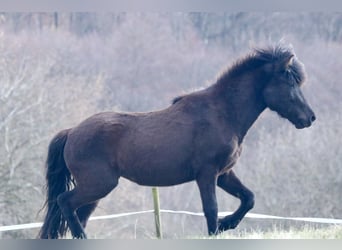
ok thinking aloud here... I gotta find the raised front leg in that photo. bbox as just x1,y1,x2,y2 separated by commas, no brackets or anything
196,173,219,235
217,170,254,232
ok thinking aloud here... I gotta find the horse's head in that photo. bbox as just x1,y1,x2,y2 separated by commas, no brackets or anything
262,48,316,129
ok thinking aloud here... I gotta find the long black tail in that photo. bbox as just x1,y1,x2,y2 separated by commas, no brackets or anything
38,129,74,239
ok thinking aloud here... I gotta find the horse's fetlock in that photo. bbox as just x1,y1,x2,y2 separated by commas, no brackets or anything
245,191,255,210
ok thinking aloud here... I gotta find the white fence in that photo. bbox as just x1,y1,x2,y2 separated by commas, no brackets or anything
1,209,342,232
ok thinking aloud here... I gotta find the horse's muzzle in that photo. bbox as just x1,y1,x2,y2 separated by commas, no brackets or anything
295,111,316,129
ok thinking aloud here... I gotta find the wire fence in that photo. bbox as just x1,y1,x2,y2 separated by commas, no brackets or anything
1,209,342,232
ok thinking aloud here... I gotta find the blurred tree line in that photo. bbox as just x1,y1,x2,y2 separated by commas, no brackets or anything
0,13,341,44
0,12,341,239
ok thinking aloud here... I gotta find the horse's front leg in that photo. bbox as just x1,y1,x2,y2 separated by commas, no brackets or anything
196,172,219,235
217,170,255,232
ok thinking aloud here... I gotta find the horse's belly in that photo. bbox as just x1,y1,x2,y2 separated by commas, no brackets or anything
122,170,194,187
118,143,195,186
120,158,195,186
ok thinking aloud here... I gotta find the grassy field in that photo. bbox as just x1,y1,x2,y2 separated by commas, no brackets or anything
203,225,342,239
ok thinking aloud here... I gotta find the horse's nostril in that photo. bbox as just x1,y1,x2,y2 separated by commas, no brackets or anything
311,115,316,122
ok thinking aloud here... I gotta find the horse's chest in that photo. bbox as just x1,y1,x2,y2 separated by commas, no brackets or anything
193,122,242,172
217,145,242,173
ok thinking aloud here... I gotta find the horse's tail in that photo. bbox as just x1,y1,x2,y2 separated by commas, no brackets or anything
38,129,74,239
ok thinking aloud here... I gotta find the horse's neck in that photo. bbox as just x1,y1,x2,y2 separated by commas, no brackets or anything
212,76,266,141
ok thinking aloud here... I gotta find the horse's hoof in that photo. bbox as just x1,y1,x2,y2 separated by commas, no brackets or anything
73,232,88,239
218,216,240,231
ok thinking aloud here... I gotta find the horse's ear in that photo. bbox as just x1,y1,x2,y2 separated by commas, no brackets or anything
279,54,295,71
285,55,295,68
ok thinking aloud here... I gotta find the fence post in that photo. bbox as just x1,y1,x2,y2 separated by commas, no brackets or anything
152,187,162,239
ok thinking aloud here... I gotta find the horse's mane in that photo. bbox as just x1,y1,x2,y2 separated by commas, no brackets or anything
172,95,183,104
172,45,305,105
217,45,305,85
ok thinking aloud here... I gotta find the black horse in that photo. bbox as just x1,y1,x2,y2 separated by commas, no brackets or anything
39,45,315,239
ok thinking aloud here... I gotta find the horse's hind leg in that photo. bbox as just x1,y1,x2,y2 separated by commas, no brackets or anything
57,189,88,238
77,201,99,228
57,167,119,239
217,170,254,232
